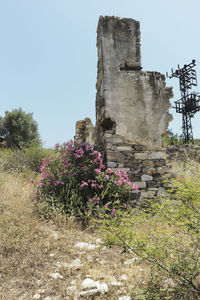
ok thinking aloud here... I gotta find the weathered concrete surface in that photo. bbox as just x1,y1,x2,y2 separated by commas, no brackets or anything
96,16,173,150
75,118,95,144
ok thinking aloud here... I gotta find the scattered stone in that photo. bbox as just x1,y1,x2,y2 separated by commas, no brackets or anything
81,278,108,294
36,280,41,286
36,289,45,294
65,258,82,269
82,278,97,290
67,285,77,292
110,281,122,286
49,253,55,257
96,282,108,293
33,294,41,299
79,289,99,297
55,261,62,268
124,257,139,264
96,238,103,244
75,242,97,250
120,274,128,281
49,272,63,279
119,296,131,300
51,232,59,240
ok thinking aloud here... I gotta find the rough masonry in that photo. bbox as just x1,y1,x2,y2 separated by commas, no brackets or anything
76,16,174,203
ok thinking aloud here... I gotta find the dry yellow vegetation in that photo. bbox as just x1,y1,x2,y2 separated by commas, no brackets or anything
0,172,149,300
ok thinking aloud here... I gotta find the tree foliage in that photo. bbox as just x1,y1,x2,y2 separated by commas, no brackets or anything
0,108,41,148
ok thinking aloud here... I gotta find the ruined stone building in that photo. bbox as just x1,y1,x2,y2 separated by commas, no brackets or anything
76,16,176,203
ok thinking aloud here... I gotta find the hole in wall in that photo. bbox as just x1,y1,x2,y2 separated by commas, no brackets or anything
101,118,116,132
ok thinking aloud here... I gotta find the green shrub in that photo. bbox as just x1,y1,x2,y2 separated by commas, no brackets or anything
0,146,54,177
34,140,137,221
100,166,200,299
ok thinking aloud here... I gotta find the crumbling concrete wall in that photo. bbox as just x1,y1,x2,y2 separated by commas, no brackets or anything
96,16,173,151
75,118,95,144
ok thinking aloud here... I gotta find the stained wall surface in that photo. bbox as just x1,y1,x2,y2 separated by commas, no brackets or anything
96,16,173,150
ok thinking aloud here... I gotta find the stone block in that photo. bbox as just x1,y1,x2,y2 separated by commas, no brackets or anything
147,181,160,188
107,161,117,168
132,181,146,189
154,159,166,167
134,152,149,159
149,152,166,159
140,190,156,199
142,160,154,168
141,174,153,181
116,145,133,152
142,167,156,175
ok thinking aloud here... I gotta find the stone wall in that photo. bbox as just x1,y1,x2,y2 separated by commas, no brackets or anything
94,16,173,202
75,118,95,145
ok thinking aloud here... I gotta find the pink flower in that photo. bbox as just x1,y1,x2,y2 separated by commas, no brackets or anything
106,168,113,174
91,183,97,188
54,142,60,149
80,181,88,188
97,184,103,189
76,148,84,156
105,174,110,180
110,208,117,217
133,184,139,191
95,168,101,175
123,203,127,208
115,180,123,186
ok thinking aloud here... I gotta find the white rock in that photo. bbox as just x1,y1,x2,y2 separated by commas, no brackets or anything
86,255,92,261
33,294,41,299
66,258,82,268
55,261,62,268
49,253,55,257
96,238,103,244
120,274,128,281
79,289,99,296
36,280,41,286
81,278,108,294
75,242,97,250
82,278,97,290
67,285,77,292
119,296,131,300
141,174,153,181
49,272,63,279
71,279,77,284
110,281,122,286
36,289,45,294
52,232,59,240
96,282,108,294
124,257,139,264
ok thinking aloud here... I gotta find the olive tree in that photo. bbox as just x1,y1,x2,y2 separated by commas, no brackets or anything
0,108,41,148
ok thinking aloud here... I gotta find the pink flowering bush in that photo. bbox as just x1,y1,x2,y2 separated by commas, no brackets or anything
35,139,137,220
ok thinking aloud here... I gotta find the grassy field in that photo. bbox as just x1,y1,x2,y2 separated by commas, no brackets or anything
0,151,200,299
0,171,151,300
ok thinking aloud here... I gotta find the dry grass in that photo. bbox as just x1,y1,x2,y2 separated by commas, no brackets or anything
0,172,149,300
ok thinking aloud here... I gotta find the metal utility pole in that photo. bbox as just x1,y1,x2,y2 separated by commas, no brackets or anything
167,60,200,143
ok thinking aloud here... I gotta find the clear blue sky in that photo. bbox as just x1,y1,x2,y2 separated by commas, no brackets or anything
1,0,200,147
